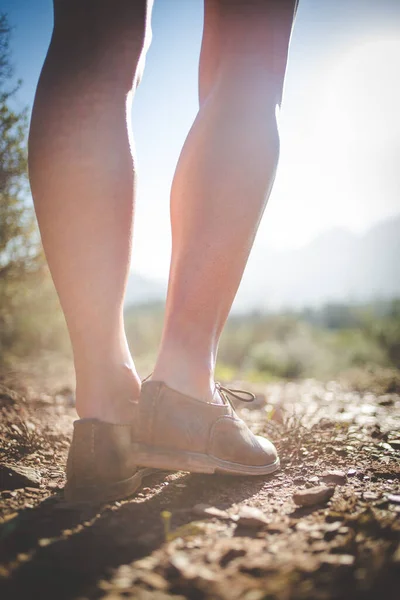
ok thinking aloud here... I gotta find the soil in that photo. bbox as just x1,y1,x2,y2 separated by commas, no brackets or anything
0,369,399,600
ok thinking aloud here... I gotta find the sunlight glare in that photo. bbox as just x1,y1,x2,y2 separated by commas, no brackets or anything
264,34,400,251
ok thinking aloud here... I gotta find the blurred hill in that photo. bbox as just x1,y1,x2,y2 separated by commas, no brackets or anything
125,214,400,311
124,272,167,306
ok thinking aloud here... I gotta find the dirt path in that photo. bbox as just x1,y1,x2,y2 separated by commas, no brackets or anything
0,375,399,600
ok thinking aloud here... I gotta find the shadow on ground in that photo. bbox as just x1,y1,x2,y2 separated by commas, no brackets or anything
0,470,268,599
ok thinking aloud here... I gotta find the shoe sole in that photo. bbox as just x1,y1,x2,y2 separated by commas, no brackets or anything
131,443,280,476
63,467,155,504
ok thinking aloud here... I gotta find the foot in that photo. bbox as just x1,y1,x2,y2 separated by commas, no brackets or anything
64,417,154,503
132,380,280,476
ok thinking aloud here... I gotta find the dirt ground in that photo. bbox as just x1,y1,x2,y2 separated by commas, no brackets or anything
0,366,399,600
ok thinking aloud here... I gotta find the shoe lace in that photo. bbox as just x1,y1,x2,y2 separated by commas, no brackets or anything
214,382,255,405
142,375,255,405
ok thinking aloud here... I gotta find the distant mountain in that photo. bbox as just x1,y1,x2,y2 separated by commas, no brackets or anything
124,272,166,307
234,214,400,311
125,215,400,311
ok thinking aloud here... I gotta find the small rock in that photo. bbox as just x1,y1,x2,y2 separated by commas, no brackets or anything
265,521,287,534
378,396,394,406
1,490,17,498
363,492,379,501
192,504,231,521
323,521,342,533
236,506,268,528
0,465,41,490
379,442,395,452
296,521,318,532
321,470,346,485
170,552,215,581
136,570,168,591
387,494,400,504
293,476,305,485
321,554,354,567
47,482,61,490
338,526,349,534
310,541,330,553
308,476,320,484
293,485,335,507
347,469,357,477
219,548,246,567
388,440,400,450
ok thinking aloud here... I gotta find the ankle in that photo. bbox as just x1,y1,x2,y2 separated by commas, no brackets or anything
153,347,217,403
151,370,214,403
75,362,141,423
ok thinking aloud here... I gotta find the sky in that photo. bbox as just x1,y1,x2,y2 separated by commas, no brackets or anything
2,0,400,280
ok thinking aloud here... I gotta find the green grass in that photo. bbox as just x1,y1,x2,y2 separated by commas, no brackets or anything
2,277,399,386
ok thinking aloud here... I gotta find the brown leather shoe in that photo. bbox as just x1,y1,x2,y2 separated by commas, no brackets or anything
64,419,154,503
131,381,280,476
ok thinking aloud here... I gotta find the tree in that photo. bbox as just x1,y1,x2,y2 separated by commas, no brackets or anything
0,13,43,357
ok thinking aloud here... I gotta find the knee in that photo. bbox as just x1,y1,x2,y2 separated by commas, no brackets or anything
50,1,152,94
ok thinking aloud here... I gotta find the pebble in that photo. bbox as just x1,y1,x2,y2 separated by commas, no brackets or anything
293,485,335,507
321,470,346,485
387,494,400,504
47,482,60,490
192,504,231,521
363,492,379,501
379,442,395,452
321,554,355,567
0,465,41,490
293,477,305,485
1,490,17,498
347,469,357,477
265,521,287,534
388,440,400,450
323,521,342,533
378,395,394,406
236,506,269,528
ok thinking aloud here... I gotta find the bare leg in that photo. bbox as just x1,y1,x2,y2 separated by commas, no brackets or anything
153,0,298,401
28,0,153,422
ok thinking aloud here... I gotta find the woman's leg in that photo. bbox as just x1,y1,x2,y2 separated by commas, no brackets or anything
153,0,298,401
28,0,153,422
